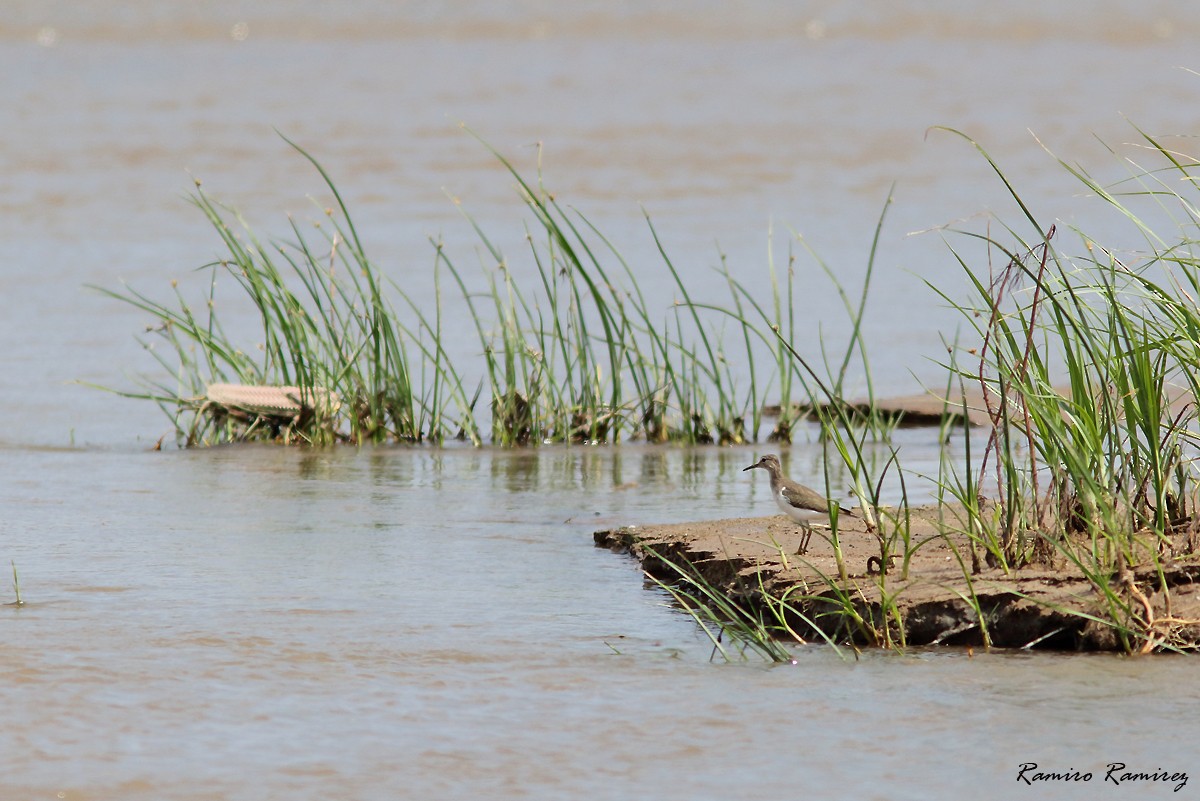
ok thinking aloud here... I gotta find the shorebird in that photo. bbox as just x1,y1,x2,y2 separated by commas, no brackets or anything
743,454,854,555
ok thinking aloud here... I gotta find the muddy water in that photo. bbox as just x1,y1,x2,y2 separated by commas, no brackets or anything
6,444,1200,800
4,2,1200,798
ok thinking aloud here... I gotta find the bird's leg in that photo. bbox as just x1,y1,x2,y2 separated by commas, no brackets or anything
795,523,813,556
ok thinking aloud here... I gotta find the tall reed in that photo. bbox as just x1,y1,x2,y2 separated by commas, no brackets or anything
96,134,869,447
932,126,1200,652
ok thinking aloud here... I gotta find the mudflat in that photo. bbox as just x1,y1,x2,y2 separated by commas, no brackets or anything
595,506,1200,651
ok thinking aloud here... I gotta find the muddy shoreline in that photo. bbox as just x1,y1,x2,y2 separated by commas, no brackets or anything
594,506,1200,651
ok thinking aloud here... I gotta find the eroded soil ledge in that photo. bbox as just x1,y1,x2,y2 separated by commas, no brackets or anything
594,506,1200,650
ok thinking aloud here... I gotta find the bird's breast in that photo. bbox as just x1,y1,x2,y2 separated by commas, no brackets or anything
774,490,822,522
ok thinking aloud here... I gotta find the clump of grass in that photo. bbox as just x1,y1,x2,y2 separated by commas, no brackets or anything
933,125,1200,653
96,132,873,448
441,132,776,447
92,137,479,446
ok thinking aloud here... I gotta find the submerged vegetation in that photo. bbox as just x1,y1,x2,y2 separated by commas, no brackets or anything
9,560,24,608
100,122,1200,654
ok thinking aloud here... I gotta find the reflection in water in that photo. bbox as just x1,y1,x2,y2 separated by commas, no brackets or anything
637,448,670,490
303,432,973,514
489,449,542,494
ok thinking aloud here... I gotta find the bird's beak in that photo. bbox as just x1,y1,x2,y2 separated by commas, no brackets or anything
742,462,757,472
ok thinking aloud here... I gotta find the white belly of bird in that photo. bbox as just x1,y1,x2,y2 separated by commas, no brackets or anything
774,490,823,524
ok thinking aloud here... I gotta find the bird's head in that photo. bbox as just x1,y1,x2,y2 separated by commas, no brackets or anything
743,454,781,473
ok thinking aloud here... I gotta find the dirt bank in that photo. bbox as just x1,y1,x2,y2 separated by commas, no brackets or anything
594,507,1200,651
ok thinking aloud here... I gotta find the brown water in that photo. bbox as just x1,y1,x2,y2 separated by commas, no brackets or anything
4,3,1200,798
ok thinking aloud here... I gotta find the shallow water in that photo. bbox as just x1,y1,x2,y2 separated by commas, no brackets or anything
4,2,1200,798
6,445,1200,800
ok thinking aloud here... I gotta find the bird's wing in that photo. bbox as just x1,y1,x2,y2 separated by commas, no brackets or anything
781,485,828,511
781,485,857,516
